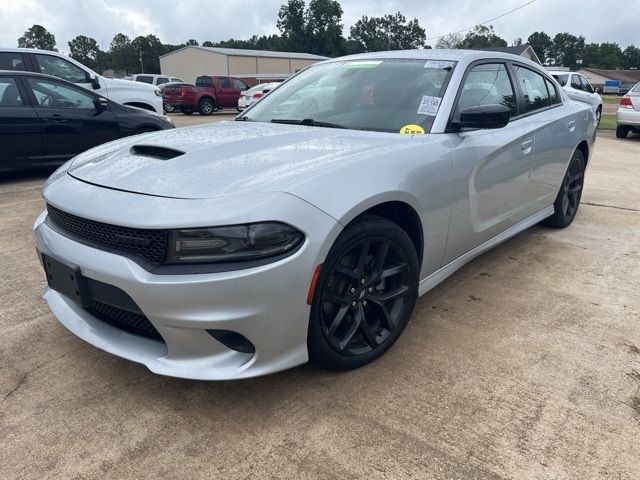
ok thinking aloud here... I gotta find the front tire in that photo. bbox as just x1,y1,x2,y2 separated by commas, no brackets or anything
616,125,630,139
308,215,419,370
542,149,585,228
163,104,175,113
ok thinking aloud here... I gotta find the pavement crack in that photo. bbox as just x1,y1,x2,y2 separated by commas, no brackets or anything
582,201,640,213
1,351,73,404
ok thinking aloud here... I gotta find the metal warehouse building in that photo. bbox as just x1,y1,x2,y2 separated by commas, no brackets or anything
159,46,328,85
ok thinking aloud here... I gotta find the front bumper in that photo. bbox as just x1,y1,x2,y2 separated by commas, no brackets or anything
617,108,640,126
34,185,341,380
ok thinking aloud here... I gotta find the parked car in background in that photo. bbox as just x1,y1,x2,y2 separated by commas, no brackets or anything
0,71,173,172
158,82,193,113
548,70,603,124
616,82,640,138
163,75,249,115
237,82,280,111
0,48,163,114
130,74,184,86
34,50,596,379
618,82,636,96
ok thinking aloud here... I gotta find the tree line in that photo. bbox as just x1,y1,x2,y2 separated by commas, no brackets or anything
16,0,640,75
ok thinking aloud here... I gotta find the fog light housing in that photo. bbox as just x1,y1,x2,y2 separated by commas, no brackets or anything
206,329,255,354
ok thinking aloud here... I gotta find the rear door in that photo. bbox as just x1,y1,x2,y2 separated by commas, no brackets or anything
443,62,538,263
0,76,42,170
23,77,121,162
216,77,236,107
231,78,249,106
29,52,94,91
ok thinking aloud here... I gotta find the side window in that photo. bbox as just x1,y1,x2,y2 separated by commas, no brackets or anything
27,78,96,109
135,75,154,84
0,78,25,107
554,74,569,87
580,76,594,93
514,66,551,113
196,76,212,87
232,78,248,90
545,78,561,105
171,77,183,83
219,77,231,88
156,77,169,85
456,63,516,118
33,54,88,84
0,52,27,71
570,74,583,91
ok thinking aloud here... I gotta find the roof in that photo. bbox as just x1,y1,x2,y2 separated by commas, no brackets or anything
475,44,542,65
159,46,329,61
579,68,640,84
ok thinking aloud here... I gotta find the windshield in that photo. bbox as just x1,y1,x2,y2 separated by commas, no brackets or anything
242,58,455,133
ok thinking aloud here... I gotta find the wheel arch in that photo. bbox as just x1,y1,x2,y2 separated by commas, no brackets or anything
123,101,156,113
197,94,216,106
343,200,424,266
576,140,589,165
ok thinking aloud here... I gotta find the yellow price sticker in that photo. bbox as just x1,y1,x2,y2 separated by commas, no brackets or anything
399,124,425,135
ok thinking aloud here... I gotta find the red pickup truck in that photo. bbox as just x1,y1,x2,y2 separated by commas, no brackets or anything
163,76,250,115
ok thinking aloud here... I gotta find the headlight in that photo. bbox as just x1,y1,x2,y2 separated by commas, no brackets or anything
165,222,304,264
154,89,161,97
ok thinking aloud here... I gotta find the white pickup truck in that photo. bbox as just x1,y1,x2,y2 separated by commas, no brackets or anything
0,48,163,114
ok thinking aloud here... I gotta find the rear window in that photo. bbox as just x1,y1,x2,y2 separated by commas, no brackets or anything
545,78,561,104
196,76,213,87
219,77,230,88
0,52,26,71
631,83,640,93
0,77,25,106
135,76,154,84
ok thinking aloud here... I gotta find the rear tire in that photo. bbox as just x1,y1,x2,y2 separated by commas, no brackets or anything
616,125,630,139
542,149,585,228
163,104,174,113
308,215,419,370
198,98,215,115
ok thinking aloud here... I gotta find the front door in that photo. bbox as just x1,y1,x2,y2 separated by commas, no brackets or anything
23,77,120,163
443,62,538,264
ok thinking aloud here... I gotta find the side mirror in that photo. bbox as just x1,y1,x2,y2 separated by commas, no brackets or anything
453,104,511,130
88,74,101,90
595,87,601,94
95,97,108,110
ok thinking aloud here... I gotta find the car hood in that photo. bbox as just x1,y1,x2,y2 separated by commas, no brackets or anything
67,121,415,199
103,76,159,93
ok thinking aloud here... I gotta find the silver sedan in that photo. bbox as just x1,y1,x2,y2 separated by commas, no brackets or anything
34,50,596,379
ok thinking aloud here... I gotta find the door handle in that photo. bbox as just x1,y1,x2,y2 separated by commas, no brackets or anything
568,121,576,132
50,114,63,122
521,139,533,154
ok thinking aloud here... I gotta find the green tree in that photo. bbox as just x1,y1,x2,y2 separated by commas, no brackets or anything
132,34,164,73
458,25,507,49
18,24,57,51
593,42,623,69
527,31,553,64
349,12,426,52
435,33,463,49
185,39,199,46
623,45,640,69
549,33,585,69
109,33,137,74
68,35,101,69
305,0,345,56
277,0,307,51
202,41,215,47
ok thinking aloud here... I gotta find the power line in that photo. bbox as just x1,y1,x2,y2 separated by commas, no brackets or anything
425,0,536,41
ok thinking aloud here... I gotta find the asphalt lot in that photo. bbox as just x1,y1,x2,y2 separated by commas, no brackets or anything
1,119,639,479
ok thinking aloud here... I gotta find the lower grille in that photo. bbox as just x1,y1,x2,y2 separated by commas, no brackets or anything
87,300,164,342
46,204,167,266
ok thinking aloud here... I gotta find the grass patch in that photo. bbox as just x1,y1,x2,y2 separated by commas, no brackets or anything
602,95,622,105
598,114,616,130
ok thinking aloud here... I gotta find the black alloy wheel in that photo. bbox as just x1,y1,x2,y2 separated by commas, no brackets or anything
542,149,585,228
308,215,418,370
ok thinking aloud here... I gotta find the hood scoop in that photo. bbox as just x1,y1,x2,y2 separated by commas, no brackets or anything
130,145,185,160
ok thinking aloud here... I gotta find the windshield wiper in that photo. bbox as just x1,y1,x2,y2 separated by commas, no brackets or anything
271,118,345,129
235,116,254,121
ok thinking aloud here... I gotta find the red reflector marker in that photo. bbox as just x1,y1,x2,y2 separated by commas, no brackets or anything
307,264,323,305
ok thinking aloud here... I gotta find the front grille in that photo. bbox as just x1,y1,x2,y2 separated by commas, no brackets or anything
47,204,167,265
87,300,163,341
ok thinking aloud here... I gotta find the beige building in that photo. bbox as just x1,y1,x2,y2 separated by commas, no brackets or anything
159,46,328,85
576,68,640,90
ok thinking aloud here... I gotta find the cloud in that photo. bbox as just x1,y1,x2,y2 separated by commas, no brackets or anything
1,0,637,53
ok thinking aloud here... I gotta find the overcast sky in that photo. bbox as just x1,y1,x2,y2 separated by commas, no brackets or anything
2,0,638,53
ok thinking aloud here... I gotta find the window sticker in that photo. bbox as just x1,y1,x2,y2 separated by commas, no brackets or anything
343,60,382,69
417,95,441,116
399,124,425,135
424,60,455,69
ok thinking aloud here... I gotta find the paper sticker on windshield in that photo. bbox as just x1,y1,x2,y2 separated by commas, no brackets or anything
417,95,441,116
343,60,382,69
399,124,425,135
424,60,455,69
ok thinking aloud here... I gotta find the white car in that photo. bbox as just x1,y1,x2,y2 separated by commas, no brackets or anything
0,48,163,114
237,82,280,111
129,74,184,87
616,82,640,138
548,70,603,124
